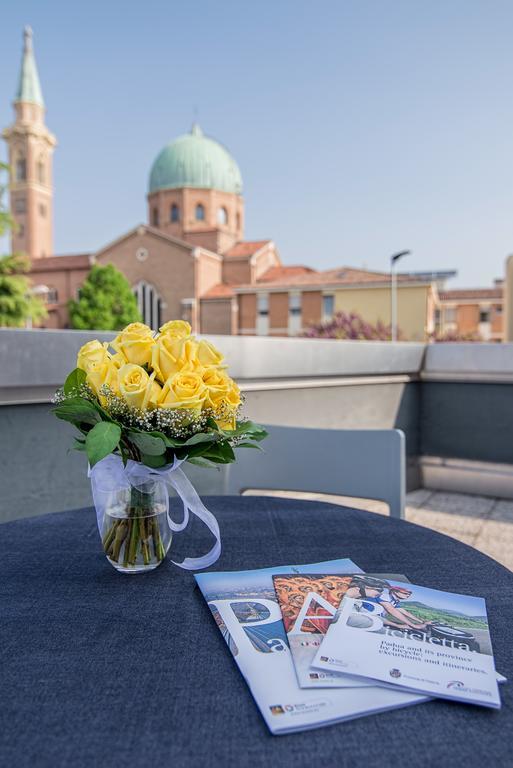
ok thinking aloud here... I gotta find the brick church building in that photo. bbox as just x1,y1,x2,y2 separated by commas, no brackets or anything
4,28,456,340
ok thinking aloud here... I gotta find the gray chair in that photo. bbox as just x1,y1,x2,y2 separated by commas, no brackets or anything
223,425,406,519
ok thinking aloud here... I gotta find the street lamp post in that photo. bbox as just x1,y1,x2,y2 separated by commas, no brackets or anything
390,250,410,342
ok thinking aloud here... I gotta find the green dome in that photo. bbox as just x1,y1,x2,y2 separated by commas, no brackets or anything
149,124,243,195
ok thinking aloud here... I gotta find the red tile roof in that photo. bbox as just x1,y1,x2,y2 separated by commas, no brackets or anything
235,266,420,291
30,254,91,272
223,240,271,259
439,288,503,301
258,265,316,282
201,283,235,299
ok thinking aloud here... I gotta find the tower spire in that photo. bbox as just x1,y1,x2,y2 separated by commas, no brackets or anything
2,26,56,258
16,25,44,107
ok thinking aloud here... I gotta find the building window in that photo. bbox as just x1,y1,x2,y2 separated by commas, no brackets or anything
14,197,26,213
133,281,162,330
289,293,302,336
236,212,241,230
195,203,205,221
479,309,490,323
289,293,301,316
170,203,180,222
323,295,335,320
46,288,58,304
37,156,45,184
152,207,159,227
136,247,149,262
494,304,503,316
16,157,26,182
39,203,46,217
217,206,228,225
444,307,456,324
257,294,269,316
17,223,25,236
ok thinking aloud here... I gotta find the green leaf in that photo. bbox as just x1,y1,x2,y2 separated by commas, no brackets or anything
63,368,87,396
85,422,121,467
127,430,167,456
187,456,221,469
53,397,102,426
73,437,87,452
236,441,263,450
202,441,236,464
183,432,218,447
140,453,168,469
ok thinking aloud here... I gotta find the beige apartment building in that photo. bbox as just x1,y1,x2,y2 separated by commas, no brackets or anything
4,27,453,341
438,282,504,341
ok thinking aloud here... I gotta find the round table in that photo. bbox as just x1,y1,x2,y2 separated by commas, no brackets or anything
1,497,512,768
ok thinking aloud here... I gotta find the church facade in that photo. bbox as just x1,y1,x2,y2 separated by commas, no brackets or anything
3,28,446,340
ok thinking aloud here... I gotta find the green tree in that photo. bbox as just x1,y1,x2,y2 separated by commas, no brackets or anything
0,162,47,328
68,263,141,330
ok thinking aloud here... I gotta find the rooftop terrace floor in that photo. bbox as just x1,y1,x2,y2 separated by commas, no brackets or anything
245,488,513,573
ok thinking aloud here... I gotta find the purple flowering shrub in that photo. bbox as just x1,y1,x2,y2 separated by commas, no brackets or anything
303,311,394,340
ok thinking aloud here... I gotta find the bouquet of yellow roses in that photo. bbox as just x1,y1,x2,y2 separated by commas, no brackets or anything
53,321,266,574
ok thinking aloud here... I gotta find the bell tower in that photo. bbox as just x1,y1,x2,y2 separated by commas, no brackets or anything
2,27,57,259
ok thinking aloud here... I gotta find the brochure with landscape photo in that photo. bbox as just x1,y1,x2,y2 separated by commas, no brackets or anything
273,573,407,689
195,560,427,735
313,576,501,709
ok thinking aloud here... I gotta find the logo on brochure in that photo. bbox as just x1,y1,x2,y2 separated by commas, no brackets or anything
446,681,492,697
269,705,285,715
320,656,328,662
389,668,402,679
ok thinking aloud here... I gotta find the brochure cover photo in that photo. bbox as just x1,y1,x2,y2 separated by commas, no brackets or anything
273,573,407,689
273,573,368,688
195,561,426,734
313,576,501,709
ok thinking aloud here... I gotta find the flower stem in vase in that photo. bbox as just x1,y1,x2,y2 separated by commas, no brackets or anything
102,519,119,553
111,519,128,562
139,517,151,565
151,516,166,561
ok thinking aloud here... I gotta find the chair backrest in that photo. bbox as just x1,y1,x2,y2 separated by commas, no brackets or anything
224,425,405,519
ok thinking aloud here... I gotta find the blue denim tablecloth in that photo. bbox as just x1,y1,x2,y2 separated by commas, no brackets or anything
1,496,512,768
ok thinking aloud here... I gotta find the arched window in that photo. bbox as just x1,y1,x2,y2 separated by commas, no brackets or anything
133,281,162,330
170,203,180,222
217,206,228,225
16,156,26,182
195,203,205,221
37,156,45,184
152,207,159,227
236,212,241,230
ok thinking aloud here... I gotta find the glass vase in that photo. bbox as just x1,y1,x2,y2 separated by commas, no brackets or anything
95,479,172,574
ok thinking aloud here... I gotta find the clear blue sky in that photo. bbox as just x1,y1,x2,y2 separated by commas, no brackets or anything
2,0,513,287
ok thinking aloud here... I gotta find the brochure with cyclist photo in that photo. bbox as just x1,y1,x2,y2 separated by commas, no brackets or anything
273,573,408,689
313,577,501,709
195,561,427,735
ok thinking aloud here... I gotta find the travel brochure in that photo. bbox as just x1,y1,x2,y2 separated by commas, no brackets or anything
195,559,426,735
196,561,502,735
313,576,501,709
273,572,408,689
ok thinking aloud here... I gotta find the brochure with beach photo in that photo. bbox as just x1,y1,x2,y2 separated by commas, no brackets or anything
312,576,501,709
195,560,427,735
273,573,407,689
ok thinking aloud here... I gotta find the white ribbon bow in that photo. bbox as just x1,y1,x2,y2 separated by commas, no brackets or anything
89,454,221,570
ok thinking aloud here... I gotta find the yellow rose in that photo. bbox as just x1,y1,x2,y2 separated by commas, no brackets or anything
111,323,155,366
159,320,192,338
118,364,162,411
197,339,224,367
77,340,110,371
151,336,198,382
214,378,241,431
201,366,231,409
86,358,120,400
159,370,207,415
